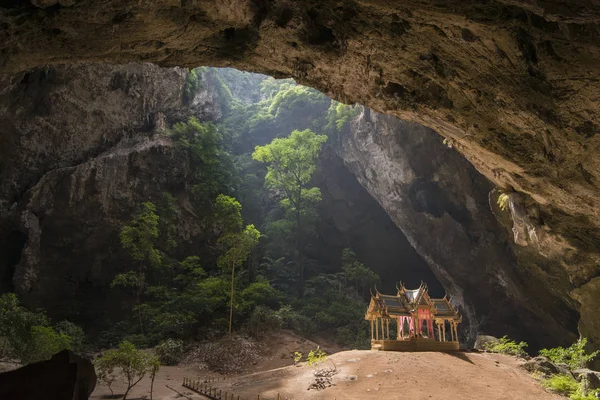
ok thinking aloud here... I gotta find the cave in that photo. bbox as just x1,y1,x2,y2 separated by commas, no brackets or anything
0,0,599,375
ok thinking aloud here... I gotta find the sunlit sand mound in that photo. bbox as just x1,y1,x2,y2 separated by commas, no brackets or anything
210,350,559,400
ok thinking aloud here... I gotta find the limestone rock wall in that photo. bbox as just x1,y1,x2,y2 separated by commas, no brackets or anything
0,63,220,327
335,107,579,348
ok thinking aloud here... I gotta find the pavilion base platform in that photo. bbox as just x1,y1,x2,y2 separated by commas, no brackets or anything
371,339,459,352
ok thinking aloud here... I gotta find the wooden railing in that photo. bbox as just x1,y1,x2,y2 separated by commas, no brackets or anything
182,377,283,400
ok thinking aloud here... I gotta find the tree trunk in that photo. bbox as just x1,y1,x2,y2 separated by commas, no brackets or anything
228,256,236,337
123,385,132,400
136,292,144,335
137,265,144,335
150,370,156,400
296,187,304,298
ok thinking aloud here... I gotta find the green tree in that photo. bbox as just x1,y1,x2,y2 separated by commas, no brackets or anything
171,117,234,207
216,194,261,336
22,325,72,364
114,202,161,335
341,248,379,297
95,340,157,400
0,293,80,364
252,129,327,295
539,338,599,369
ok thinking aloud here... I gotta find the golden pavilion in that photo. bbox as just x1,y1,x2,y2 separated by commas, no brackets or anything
365,281,462,351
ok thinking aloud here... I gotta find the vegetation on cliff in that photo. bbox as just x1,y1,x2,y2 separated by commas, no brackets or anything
91,68,375,352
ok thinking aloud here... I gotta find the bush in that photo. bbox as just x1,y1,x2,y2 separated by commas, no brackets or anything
306,346,327,367
571,389,600,400
276,305,315,333
21,325,71,364
541,374,579,396
485,335,528,357
247,306,283,335
95,340,158,400
539,338,599,370
55,321,86,353
0,293,78,364
154,339,185,366
541,374,600,400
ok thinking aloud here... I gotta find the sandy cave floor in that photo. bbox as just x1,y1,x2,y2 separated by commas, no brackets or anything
91,333,560,400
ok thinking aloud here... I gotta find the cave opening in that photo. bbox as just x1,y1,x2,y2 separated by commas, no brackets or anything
0,61,587,387
1,0,599,396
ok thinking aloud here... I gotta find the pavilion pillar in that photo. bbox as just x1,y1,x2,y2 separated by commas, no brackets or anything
437,321,441,342
387,319,390,339
375,318,379,340
370,320,374,340
450,322,455,342
454,323,459,342
414,315,418,336
397,317,401,339
442,320,446,341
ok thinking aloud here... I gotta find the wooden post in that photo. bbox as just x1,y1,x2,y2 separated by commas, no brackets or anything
442,320,446,341
375,317,379,340
387,319,390,339
370,320,374,340
454,322,459,342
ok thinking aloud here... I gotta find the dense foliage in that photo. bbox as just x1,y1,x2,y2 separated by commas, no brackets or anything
539,338,599,370
105,68,370,350
0,293,83,363
1,67,373,366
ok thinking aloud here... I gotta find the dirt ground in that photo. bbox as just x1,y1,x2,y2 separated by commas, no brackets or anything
91,332,559,400
91,331,339,400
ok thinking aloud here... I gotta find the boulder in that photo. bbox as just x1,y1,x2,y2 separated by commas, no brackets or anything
474,335,499,351
519,356,560,377
0,350,96,400
555,363,573,376
573,369,600,391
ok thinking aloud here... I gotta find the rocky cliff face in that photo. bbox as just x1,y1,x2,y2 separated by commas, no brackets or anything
335,108,580,348
0,63,221,326
313,147,443,296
